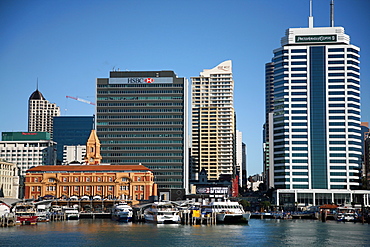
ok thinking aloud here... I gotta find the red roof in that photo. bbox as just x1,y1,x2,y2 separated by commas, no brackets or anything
26,164,151,173
319,204,338,209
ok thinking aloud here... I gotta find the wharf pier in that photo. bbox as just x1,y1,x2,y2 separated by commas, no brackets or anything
0,213,16,227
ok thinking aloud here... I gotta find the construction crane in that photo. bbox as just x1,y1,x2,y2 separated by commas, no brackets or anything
66,96,96,105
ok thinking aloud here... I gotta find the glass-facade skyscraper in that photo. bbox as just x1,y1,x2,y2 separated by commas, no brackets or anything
96,70,189,199
53,116,94,164
268,11,370,208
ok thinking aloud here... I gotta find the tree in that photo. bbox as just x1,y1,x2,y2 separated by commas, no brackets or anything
239,199,250,210
260,201,271,212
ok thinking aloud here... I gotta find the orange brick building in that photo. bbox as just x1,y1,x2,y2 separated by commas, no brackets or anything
24,164,157,204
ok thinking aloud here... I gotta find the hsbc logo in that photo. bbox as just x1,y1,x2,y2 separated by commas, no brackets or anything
109,77,173,84
127,78,155,84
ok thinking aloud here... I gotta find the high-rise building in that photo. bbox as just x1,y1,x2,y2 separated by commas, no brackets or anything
53,116,94,164
235,130,243,187
268,3,370,207
264,62,275,188
0,132,56,176
191,60,235,181
96,70,188,200
28,89,60,136
0,131,56,198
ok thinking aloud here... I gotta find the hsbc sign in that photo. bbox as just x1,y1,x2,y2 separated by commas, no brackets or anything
109,77,173,84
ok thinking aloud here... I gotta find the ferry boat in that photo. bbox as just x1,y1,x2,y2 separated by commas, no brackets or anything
111,202,133,222
144,202,181,224
202,201,251,223
13,202,38,225
335,207,358,222
62,206,80,220
36,204,50,222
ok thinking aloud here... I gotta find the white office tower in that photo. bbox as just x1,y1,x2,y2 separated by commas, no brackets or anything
270,2,370,207
191,60,235,180
28,89,60,136
236,130,243,187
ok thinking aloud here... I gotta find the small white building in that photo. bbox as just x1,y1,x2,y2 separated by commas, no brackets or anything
0,160,19,198
63,145,86,164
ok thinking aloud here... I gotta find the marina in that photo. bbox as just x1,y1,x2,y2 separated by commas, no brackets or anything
1,218,370,247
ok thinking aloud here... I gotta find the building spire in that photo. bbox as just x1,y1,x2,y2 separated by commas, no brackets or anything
330,0,335,27
308,0,314,28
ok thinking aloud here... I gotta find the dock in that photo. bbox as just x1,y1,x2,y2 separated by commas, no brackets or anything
0,213,16,227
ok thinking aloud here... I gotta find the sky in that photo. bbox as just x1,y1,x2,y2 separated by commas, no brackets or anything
0,0,369,176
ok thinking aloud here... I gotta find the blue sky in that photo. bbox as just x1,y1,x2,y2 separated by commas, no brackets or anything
0,0,369,176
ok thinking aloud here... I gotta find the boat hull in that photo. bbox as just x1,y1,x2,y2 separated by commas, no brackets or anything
112,213,132,222
16,216,38,225
216,213,250,223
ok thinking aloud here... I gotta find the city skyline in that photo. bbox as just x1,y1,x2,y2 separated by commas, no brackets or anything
1,0,369,176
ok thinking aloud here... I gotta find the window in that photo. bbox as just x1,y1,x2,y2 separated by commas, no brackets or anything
75,177,79,182
121,178,128,182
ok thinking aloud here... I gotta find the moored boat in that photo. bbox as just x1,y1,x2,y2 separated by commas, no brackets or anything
111,202,133,222
335,207,358,222
144,202,181,224
13,202,38,225
63,206,80,220
202,200,251,223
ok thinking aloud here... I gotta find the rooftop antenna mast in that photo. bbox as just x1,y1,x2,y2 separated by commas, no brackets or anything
330,0,334,27
309,0,314,28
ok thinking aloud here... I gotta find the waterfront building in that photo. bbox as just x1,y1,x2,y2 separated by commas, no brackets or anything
63,145,86,164
24,164,157,204
96,70,188,200
191,60,235,182
189,168,231,201
360,122,369,187
0,132,56,176
365,136,370,189
268,3,369,207
53,116,94,164
28,89,60,136
0,160,19,198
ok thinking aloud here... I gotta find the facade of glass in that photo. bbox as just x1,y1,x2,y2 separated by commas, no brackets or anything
270,25,361,191
53,116,94,164
96,71,189,197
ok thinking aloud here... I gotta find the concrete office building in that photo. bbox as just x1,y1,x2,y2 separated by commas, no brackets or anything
0,132,56,176
28,89,60,136
268,3,370,207
96,70,188,200
191,60,235,181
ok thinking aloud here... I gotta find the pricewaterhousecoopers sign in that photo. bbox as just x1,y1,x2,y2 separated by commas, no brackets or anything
295,35,337,43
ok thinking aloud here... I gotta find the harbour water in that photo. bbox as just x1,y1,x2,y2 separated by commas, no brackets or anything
1,219,370,247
